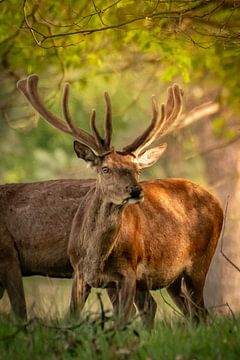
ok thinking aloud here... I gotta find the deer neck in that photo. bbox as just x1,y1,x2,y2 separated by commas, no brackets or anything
81,185,124,281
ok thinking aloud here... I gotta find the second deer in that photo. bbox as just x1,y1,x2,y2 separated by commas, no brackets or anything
18,75,223,327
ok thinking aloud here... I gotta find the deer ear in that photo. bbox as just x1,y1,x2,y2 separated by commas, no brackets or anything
73,141,100,166
136,143,167,169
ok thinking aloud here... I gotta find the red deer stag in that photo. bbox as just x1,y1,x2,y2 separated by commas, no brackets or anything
17,75,223,326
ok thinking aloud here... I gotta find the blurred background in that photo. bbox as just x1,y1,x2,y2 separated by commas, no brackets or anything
0,0,240,318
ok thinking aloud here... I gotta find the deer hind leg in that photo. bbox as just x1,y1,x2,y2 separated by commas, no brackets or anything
0,230,26,319
167,274,207,322
183,272,208,321
70,269,91,315
134,289,157,329
167,277,189,317
0,282,5,299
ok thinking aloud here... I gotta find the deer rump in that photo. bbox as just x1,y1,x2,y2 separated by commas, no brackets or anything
0,177,222,322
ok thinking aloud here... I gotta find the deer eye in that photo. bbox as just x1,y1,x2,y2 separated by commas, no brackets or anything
102,166,111,174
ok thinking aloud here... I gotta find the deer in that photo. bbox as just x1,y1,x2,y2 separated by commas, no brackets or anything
0,178,95,318
16,74,223,327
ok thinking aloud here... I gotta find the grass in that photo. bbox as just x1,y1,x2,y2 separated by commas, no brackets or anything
0,311,239,359
0,278,240,359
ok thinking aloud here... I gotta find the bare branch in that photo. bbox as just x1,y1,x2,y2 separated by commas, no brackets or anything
12,0,238,50
220,195,240,272
0,18,25,46
186,133,240,160
91,0,108,27
179,101,220,129
23,0,42,46
159,290,184,318
208,302,236,320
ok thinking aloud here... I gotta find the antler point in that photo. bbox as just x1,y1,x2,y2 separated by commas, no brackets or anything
28,74,39,80
28,74,39,86
16,78,26,90
104,91,110,99
64,82,70,92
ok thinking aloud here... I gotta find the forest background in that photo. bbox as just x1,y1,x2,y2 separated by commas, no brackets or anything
0,0,240,318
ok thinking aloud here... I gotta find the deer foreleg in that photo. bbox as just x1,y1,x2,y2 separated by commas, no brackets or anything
118,270,136,324
107,287,119,318
70,269,91,315
107,287,137,319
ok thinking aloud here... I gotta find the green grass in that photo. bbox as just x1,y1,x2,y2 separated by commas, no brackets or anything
0,313,239,360
0,279,239,359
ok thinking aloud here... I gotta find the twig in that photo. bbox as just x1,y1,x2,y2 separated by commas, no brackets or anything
92,0,107,27
23,0,42,46
179,101,220,130
220,195,240,272
208,302,236,321
35,317,87,331
159,290,184,318
0,18,25,46
186,134,240,160
0,317,35,342
96,292,105,330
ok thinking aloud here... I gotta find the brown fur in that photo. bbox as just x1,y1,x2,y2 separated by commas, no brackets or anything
0,179,94,318
68,150,223,327
0,167,223,324
15,75,223,325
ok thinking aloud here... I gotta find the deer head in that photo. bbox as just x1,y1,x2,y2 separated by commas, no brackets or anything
17,75,183,205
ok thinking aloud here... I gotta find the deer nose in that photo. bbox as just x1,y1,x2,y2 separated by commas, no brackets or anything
126,185,143,198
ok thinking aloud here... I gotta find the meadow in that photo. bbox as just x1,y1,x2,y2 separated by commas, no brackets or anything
0,278,239,360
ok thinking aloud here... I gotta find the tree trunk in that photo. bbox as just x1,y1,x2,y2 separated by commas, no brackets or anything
199,120,240,314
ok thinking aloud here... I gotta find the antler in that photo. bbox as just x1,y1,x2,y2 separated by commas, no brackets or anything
17,75,112,156
17,75,183,159
122,84,183,157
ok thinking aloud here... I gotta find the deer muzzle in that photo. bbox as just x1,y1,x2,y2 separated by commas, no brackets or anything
124,184,144,204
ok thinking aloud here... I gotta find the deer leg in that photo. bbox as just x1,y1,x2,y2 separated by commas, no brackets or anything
107,287,119,318
107,287,136,319
0,228,26,319
70,269,91,315
167,277,189,317
183,274,208,321
0,246,26,318
0,282,5,299
167,275,207,322
118,270,136,324
4,264,26,319
134,289,157,329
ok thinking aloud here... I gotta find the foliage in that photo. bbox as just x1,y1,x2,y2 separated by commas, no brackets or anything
0,314,240,359
1,0,239,102
0,0,239,182
0,1,239,79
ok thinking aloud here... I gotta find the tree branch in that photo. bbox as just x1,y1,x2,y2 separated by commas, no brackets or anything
179,101,220,129
220,196,240,272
